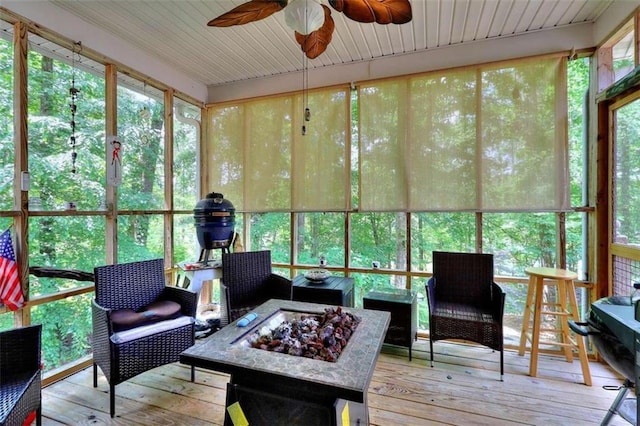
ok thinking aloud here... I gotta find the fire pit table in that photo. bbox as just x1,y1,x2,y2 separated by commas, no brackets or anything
180,299,390,426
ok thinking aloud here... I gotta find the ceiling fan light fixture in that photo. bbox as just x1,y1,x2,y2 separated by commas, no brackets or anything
285,0,325,35
208,0,412,59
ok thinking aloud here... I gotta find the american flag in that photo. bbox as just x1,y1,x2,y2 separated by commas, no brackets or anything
0,228,24,311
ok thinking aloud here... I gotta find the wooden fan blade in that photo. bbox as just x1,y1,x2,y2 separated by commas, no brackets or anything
329,0,412,25
207,0,287,27
294,5,335,59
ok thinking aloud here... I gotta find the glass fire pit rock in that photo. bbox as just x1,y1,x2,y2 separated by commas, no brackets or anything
237,307,360,362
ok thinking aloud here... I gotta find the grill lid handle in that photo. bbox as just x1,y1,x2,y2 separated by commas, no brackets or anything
206,192,225,204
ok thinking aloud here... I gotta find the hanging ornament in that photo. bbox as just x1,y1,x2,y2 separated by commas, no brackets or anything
139,81,151,119
302,54,309,136
69,41,82,174
301,15,310,136
107,136,123,187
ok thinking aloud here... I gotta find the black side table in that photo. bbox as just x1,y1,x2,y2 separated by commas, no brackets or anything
363,288,418,360
292,275,354,307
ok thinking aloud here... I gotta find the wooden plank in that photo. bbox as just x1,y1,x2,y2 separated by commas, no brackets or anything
159,363,231,393
368,406,442,426
43,390,144,425
164,89,175,268
41,341,632,426
13,20,29,327
598,46,614,92
597,99,611,300
129,368,228,407
384,340,621,390
61,368,221,425
370,364,614,424
105,64,117,265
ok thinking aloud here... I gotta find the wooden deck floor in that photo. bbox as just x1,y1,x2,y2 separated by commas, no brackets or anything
41,340,631,425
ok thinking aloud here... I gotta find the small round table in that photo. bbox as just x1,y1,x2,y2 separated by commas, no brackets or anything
518,267,591,386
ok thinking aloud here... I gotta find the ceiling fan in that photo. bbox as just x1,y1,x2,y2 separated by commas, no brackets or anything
208,0,413,59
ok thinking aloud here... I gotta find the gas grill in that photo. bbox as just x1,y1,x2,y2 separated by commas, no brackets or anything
570,297,640,425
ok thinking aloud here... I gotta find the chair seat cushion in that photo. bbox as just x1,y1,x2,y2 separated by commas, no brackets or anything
110,315,194,344
111,300,182,331
433,302,494,323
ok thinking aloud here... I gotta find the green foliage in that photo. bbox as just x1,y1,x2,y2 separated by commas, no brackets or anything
0,40,14,211
0,42,199,372
1,35,591,372
296,212,346,266
613,98,640,244
32,294,93,370
249,213,291,263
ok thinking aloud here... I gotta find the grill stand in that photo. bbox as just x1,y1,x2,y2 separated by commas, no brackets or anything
601,380,636,425
198,247,229,264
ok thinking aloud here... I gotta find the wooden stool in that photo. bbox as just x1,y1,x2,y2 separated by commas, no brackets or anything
518,267,592,386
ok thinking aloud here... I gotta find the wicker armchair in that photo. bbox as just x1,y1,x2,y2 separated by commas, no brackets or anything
426,251,505,380
0,324,42,426
220,250,292,325
92,258,197,417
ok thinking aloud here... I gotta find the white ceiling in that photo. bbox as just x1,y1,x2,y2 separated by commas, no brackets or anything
43,0,613,87
4,0,636,102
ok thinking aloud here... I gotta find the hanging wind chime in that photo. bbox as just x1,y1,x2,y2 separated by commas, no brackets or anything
69,42,81,174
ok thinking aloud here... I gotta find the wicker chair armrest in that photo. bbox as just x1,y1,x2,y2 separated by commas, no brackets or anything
490,282,506,322
92,299,113,337
91,299,114,381
219,282,232,325
267,274,293,300
426,277,436,310
161,286,198,317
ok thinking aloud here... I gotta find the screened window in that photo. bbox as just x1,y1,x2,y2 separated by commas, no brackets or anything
295,212,345,267
483,212,557,276
173,100,199,211
29,216,105,295
350,212,407,270
32,293,93,373
610,92,640,299
173,100,201,260
359,57,568,212
248,212,290,264
612,96,640,246
117,215,164,263
116,79,165,211
410,212,476,272
612,29,635,83
207,87,350,212
598,18,636,92
27,37,106,211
